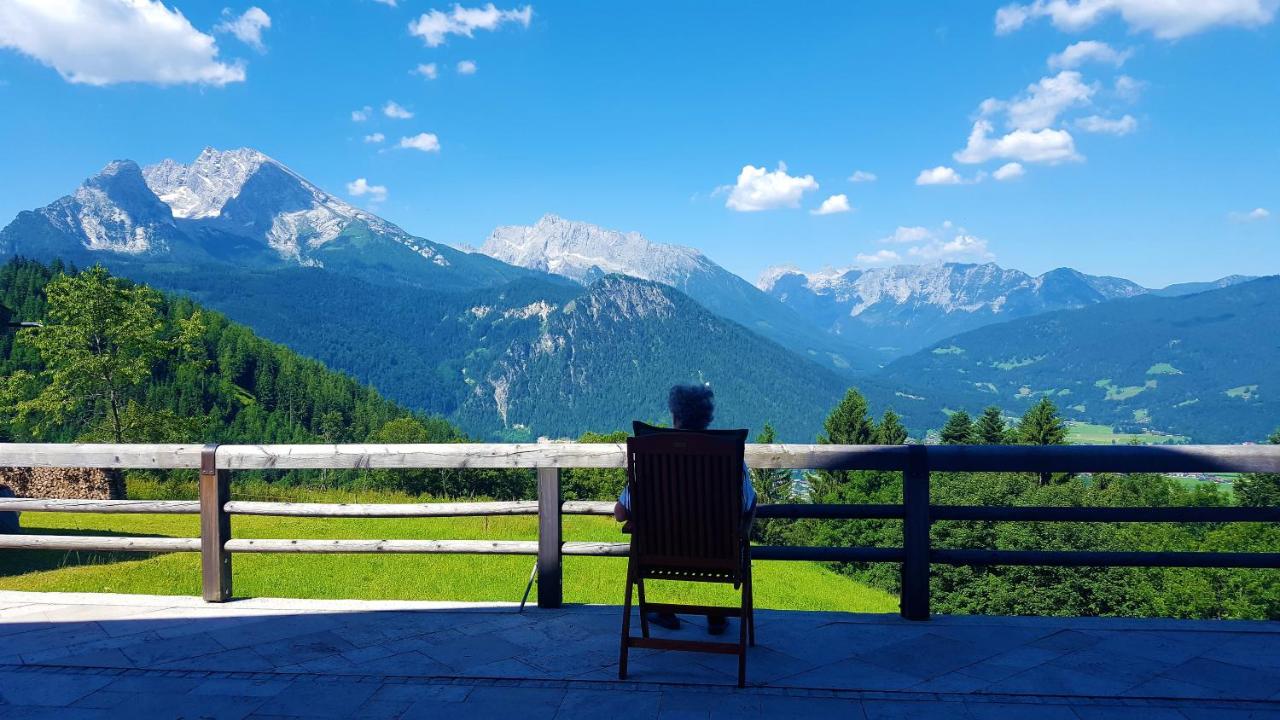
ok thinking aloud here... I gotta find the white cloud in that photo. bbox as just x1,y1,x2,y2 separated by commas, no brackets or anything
414,62,438,79
855,249,901,266
986,71,1096,131
868,222,997,264
372,0,397,6
993,162,1026,180
915,166,965,185
721,163,819,212
1229,207,1271,222
881,226,934,244
995,0,1278,39
456,59,477,75
954,120,1081,165
909,233,995,262
352,105,373,122
1048,40,1130,69
398,132,441,152
408,3,533,47
363,132,385,143
214,6,271,53
0,0,246,86
848,170,877,183
1077,114,1138,134
1114,75,1144,101
347,178,388,202
383,100,413,119
811,194,852,215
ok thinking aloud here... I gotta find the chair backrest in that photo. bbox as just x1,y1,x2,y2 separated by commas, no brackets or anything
625,428,748,577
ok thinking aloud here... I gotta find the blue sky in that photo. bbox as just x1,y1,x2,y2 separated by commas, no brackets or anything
0,1,1276,287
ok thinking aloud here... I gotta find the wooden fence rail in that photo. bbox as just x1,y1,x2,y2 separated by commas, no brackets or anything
2,441,1279,619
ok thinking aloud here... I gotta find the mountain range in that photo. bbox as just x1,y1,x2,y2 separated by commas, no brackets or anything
868,277,1280,443
758,263,1255,358
0,146,1272,442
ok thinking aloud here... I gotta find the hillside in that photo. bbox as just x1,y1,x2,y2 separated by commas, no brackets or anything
870,277,1280,442
479,214,872,373
0,258,462,464
131,265,850,441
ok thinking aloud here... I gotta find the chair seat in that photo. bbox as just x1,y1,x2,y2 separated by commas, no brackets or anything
641,567,741,584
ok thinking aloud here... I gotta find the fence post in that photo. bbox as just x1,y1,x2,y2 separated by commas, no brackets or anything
900,444,931,621
537,467,563,609
200,444,232,602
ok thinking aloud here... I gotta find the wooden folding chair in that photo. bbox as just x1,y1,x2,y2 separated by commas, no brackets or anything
618,428,756,688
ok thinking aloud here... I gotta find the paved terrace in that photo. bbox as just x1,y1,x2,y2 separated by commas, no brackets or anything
0,592,1277,719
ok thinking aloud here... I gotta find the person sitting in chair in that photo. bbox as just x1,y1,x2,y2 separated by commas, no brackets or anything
613,383,756,635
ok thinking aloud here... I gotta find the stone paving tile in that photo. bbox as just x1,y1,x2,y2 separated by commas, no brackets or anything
1157,658,1280,701
402,685,565,720
190,676,296,697
966,700,1079,719
153,646,278,672
863,698,972,719
1072,705,1194,719
1085,630,1231,666
774,656,924,691
555,688,663,719
1028,629,1105,653
1200,635,1280,671
1179,708,1280,719
984,662,1138,697
856,632,1008,680
1046,647,1174,687
0,669,113,706
252,677,381,718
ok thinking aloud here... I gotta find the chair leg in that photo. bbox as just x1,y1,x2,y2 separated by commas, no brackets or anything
619,562,634,680
745,567,756,647
637,578,651,639
737,584,748,688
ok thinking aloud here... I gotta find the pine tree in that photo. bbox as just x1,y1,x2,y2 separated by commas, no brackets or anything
940,410,976,445
750,423,795,504
875,409,908,445
819,388,875,445
1015,397,1068,485
975,406,1010,444
1015,398,1068,446
1237,429,1280,507
810,387,876,499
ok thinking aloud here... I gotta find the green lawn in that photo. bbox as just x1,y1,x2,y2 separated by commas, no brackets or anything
1067,422,1188,445
0,511,898,613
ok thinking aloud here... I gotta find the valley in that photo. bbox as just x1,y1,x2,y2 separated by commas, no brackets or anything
0,147,1274,444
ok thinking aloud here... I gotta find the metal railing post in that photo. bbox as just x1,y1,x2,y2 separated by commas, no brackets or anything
199,444,232,602
536,467,563,608
900,444,931,621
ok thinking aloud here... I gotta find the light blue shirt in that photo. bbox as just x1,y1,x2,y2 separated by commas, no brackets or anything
618,461,756,512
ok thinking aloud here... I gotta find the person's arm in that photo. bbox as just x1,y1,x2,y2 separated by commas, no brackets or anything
613,501,629,522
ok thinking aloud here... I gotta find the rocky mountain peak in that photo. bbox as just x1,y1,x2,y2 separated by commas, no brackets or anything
142,147,273,220
480,214,708,286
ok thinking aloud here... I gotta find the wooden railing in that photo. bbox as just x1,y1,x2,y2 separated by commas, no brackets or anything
1,442,1278,619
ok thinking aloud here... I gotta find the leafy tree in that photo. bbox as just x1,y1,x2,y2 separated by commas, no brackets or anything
1237,429,1280,508
940,410,976,445
749,423,797,543
561,430,628,500
1016,398,1068,446
12,266,203,442
875,410,908,445
976,406,1010,444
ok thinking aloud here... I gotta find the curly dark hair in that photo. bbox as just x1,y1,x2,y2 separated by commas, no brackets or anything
668,384,715,430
